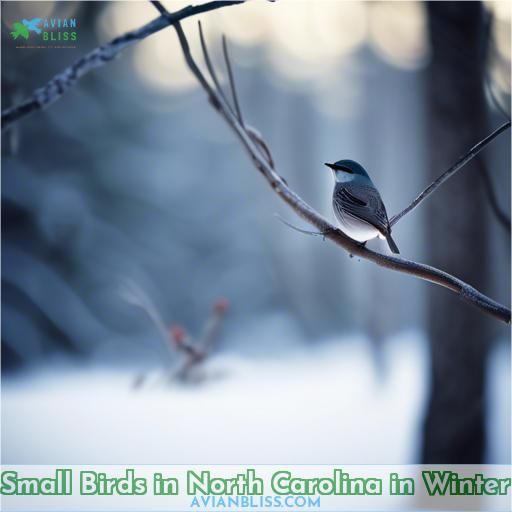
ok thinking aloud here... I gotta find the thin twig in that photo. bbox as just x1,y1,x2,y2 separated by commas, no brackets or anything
150,0,167,15
118,280,173,356
165,18,510,323
222,35,244,126
173,20,221,108
198,21,239,121
247,126,275,168
274,214,327,237
389,121,511,226
1,0,243,131
197,21,274,169
197,18,275,171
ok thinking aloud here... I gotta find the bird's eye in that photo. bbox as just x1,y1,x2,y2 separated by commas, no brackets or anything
339,166,353,174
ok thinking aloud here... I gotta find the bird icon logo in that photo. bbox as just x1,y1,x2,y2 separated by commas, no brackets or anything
10,18,41,40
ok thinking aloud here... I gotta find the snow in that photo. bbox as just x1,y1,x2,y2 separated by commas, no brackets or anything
1,332,509,464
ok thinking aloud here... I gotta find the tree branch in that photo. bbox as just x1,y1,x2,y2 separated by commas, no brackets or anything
1,0,243,131
163,13,510,323
389,121,511,226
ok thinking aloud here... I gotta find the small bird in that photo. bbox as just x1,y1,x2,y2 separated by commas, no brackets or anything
325,159,400,254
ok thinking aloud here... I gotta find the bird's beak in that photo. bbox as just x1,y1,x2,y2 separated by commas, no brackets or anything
324,162,336,171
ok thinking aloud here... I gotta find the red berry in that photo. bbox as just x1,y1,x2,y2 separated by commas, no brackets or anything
169,325,186,345
213,298,229,314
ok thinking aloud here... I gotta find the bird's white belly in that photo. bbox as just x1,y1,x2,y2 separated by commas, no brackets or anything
335,211,380,243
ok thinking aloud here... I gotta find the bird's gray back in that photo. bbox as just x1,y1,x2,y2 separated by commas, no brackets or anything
333,182,390,235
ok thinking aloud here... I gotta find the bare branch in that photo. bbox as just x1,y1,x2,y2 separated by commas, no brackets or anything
149,0,168,16
173,20,220,106
246,126,275,169
222,35,244,126
274,214,327,238
168,21,510,324
197,21,275,170
198,21,238,121
3,1,508,325
1,0,243,131
389,121,511,226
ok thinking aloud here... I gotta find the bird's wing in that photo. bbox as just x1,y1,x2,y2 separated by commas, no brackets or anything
334,183,390,234
23,18,41,29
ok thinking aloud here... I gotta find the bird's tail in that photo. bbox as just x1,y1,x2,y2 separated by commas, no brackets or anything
385,232,400,254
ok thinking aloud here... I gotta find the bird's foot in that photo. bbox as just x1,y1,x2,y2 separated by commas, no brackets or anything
321,227,337,241
349,241,366,258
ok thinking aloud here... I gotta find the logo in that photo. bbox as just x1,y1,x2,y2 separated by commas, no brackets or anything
10,18,41,40
9,17,78,47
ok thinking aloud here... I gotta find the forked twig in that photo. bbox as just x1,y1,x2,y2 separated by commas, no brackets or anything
196,22,274,169
222,35,244,126
389,121,511,226
198,21,237,121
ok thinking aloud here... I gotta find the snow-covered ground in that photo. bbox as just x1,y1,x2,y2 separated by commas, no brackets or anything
1,332,509,464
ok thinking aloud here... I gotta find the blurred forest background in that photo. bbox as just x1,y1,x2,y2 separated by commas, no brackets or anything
1,1,511,465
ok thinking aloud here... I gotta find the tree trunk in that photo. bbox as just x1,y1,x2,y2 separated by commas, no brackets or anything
422,2,490,463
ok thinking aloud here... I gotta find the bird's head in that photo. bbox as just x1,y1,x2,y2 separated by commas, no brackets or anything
324,159,371,183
